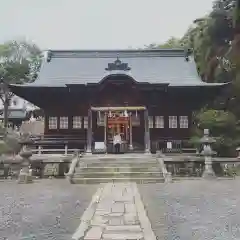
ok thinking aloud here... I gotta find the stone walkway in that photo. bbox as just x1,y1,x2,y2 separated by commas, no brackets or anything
72,182,156,240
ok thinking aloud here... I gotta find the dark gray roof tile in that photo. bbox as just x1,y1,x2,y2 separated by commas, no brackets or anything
0,109,27,119
25,49,223,87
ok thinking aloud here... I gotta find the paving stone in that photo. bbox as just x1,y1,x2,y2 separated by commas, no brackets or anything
105,225,142,233
124,213,138,225
91,215,109,226
95,205,112,214
111,202,125,213
115,196,134,202
84,226,103,240
108,217,124,226
108,212,124,217
102,232,143,240
125,203,136,214
97,202,113,211
95,210,111,216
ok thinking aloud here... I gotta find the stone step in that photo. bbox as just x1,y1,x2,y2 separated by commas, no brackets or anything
82,154,153,160
76,166,161,173
82,162,159,168
81,157,157,163
82,156,156,160
74,171,163,178
71,177,164,184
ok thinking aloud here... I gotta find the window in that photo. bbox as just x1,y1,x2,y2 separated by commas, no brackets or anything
60,116,68,129
155,116,164,128
169,116,177,128
148,116,154,129
73,116,82,129
49,117,57,129
83,116,88,129
180,116,188,128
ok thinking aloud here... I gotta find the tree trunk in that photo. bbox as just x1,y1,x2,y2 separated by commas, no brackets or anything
234,0,240,35
3,97,9,131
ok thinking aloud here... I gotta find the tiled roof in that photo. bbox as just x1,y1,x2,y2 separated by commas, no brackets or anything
26,49,218,87
0,109,27,119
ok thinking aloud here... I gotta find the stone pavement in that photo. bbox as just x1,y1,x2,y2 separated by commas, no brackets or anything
72,182,156,240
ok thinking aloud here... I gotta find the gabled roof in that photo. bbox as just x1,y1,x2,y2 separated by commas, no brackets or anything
23,49,225,87
0,109,27,119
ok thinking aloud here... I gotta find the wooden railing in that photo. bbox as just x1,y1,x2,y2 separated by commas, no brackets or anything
31,148,82,155
28,134,86,155
153,139,195,154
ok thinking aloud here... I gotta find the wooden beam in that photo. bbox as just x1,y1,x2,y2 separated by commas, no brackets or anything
91,106,146,111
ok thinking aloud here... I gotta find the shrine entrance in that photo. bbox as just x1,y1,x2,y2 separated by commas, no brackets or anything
87,106,150,154
107,111,130,153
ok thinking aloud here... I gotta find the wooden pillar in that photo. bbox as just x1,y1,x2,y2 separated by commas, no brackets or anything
129,113,133,150
104,112,107,153
86,108,92,154
144,109,151,153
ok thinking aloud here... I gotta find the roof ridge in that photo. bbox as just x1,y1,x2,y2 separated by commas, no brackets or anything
47,48,185,52
45,49,187,60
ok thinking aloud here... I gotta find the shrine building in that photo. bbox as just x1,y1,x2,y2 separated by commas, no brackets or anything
9,49,228,153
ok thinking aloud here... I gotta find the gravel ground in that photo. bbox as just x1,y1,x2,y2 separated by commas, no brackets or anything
2,179,240,240
0,179,98,240
139,179,240,240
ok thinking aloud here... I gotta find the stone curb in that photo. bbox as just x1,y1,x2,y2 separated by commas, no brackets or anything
132,182,156,240
72,184,105,240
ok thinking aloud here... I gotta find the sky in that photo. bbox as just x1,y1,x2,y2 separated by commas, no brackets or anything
0,0,213,50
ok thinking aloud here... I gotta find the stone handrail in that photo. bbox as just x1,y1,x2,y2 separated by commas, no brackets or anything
31,148,81,155
65,151,82,182
236,147,240,158
156,151,172,183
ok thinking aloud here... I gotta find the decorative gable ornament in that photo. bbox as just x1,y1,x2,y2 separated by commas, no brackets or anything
105,57,131,71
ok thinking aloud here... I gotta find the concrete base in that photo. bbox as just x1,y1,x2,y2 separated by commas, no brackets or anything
144,149,151,155
66,175,74,184
70,177,165,184
18,172,33,184
202,170,216,179
85,151,92,156
164,172,173,183
129,145,134,151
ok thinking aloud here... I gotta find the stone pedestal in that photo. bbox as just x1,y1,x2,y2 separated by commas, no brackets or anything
18,149,33,184
200,129,216,179
202,156,216,179
164,172,173,183
18,170,33,184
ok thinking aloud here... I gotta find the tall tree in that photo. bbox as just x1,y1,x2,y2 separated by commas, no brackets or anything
0,40,41,131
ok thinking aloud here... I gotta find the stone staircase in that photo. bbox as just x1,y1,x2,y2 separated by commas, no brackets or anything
70,154,165,184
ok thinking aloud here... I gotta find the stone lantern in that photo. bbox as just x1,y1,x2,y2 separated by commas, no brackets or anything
18,134,33,183
199,129,216,179
236,147,240,158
